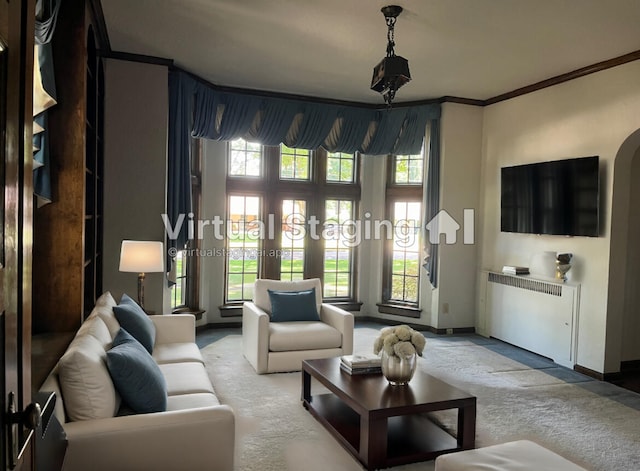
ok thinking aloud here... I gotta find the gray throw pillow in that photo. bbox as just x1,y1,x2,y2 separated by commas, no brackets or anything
113,293,155,353
106,328,167,413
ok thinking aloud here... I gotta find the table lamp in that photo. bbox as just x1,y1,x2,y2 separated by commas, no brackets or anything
119,240,164,309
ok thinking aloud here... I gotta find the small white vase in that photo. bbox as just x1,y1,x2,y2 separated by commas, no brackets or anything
381,350,417,386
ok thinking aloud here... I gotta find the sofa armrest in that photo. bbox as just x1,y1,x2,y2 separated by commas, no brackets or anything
320,304,354,355
62,406,234,471
242,302,270,374
149,314,196,344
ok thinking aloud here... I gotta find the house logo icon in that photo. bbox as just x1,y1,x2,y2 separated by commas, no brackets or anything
425,209,475,245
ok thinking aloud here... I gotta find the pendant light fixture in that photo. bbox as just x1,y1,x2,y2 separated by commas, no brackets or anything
370,5,411,106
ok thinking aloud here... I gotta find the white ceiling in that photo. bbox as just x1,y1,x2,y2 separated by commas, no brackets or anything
101,0,640,104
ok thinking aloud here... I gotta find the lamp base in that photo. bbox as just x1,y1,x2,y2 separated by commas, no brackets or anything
137,272,146,309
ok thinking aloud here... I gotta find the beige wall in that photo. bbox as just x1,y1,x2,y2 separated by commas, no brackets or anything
435,103,484,329
103,59,169,315
479,60,640,373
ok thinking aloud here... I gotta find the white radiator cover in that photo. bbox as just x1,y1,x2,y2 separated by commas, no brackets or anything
479,271,580,369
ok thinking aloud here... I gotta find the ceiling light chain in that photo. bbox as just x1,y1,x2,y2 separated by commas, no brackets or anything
386,16,396,57
370,5,411,107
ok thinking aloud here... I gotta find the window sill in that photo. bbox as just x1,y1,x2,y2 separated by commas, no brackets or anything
171,307,205,321
219,304,243,318
376,303,421,318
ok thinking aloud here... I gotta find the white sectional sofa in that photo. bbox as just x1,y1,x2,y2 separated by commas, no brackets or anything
40,292,234,471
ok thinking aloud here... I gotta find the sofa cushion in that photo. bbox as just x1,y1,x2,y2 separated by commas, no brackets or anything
106,328,167,413
159,362,215,396
152,342,204,364
113,294,155,353
58,331,120,421
268,288,320,322
166,393,220,411
269,321,342,352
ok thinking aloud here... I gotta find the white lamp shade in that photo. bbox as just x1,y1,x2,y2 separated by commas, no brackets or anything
119,240,165,273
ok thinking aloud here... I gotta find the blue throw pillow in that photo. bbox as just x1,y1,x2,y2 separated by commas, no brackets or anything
268,288,320,322
113,294,155,354
106,328,167,413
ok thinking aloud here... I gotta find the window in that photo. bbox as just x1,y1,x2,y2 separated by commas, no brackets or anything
389,201,421,303
380,149,424,317
280,144,310,180
326,152,355,183
229,138,262,177
223,138,360,309
226,195,261,301
323,199,355,298
171,249,186,308
280,199,306,281
171,138,202,312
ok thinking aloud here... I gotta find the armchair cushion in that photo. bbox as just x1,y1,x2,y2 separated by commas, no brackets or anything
268,288,320,322
269,321,342,352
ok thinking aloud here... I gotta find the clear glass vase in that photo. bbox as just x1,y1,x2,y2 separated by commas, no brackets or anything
381,350,417,386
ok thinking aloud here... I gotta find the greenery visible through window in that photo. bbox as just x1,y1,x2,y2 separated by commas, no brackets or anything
226,195,261,301
394,153,423,184
382,149,424,310
229,138,262,177
326,152,355,183
171,249,186,308
280,199,306,281
390,201,421,303
224,138,360,304
323,199,354,297
280,144,310,180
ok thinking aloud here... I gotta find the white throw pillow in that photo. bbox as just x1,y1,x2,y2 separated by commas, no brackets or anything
95,291,117,308
58,332,119,421
93,304,120,339
76,315,112,348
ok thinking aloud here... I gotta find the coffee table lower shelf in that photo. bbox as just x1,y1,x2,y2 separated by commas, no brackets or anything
305,393,460,469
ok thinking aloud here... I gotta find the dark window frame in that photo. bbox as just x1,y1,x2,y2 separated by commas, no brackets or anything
380,154,424,316
223,140,361,306
171,138,202,314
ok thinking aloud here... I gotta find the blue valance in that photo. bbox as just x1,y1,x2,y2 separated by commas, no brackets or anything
188,74,440,155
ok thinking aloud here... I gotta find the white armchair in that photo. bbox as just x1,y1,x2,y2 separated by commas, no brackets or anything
242,278,354,374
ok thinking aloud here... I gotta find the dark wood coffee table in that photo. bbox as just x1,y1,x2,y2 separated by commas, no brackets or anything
301,358,476,470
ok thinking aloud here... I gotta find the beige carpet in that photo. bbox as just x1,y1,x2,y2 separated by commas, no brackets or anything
200,326,640,471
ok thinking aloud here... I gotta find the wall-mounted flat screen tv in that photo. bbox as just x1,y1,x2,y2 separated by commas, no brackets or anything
501,156,599,237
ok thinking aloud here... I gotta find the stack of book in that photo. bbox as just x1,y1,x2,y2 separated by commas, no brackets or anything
502,265,530,275
340,353,382,375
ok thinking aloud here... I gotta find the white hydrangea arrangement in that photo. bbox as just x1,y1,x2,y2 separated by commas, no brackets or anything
373,325,426,359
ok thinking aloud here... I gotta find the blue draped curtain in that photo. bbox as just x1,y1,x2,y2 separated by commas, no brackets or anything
167,70,197,270
33,0,62,206
423,119,441,287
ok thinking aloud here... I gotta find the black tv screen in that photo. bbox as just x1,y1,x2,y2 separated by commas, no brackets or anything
501,156,600,237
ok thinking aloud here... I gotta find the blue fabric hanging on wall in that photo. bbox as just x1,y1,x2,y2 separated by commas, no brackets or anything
167,70,197,271
423,119,441,288
183,69,439,155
